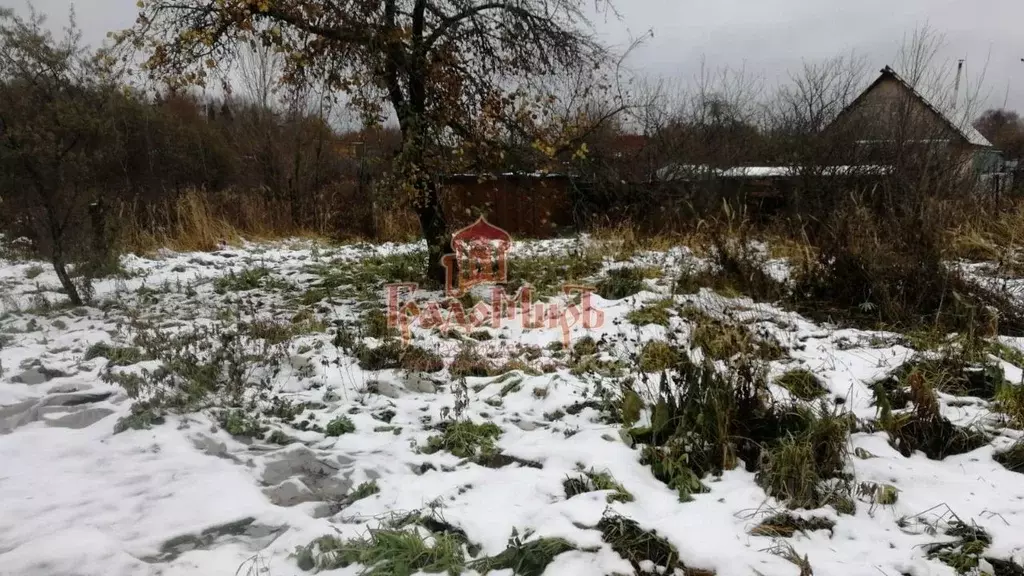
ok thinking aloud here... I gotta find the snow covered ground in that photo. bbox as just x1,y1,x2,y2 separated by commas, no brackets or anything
1,237,1023,576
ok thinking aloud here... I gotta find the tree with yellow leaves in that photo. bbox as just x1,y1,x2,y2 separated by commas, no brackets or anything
118,0,621,285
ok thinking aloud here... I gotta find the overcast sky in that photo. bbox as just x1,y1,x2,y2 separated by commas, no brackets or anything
6,0,1024,114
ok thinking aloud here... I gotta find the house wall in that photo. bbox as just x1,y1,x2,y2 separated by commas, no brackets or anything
836,78,960,143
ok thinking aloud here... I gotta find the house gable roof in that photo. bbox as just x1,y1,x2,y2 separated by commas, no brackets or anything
828,66,992,148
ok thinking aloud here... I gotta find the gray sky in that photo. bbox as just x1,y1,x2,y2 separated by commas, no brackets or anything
6,0,1024,114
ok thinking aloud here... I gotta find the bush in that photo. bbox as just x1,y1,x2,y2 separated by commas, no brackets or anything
219,409,267,437
623,354,852,509
106,321,287,420
790,196,1024,335
996,382,1024,429
361,308,396,339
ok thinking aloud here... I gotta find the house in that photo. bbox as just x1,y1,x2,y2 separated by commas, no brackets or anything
824,65,1001,177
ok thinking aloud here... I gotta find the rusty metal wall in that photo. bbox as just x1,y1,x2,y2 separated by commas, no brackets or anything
441,176,576,238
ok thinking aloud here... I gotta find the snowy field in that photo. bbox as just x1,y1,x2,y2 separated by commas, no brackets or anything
1,237,1023,576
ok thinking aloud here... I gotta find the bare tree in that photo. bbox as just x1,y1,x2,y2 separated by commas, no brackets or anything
236,39,282,113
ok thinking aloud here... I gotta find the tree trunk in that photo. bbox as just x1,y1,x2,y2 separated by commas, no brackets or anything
415,179,450,289
51,254,82,306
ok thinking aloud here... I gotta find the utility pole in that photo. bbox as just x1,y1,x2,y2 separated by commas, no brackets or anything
953,59,964,111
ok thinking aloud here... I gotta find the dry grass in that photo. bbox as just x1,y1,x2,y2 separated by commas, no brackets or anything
114,188,358,255
947,200,1024,262
588,220,704,259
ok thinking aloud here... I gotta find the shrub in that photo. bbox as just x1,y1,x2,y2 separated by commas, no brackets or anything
790,196,1024,335
361,308,396,339
995,382,1024,429
624,355,848,508
109,321,287,418
219,409,267,437
571,335,600,358
243,319,307,345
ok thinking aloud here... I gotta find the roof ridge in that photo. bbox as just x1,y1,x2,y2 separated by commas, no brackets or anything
875,64,992,148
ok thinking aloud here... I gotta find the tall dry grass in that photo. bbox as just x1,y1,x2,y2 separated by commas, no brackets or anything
114,189,345,254
947,199,1024,269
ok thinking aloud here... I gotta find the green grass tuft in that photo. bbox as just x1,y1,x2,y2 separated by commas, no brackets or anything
598,514,714,576
750,514,835,537
775,369,827,401
325,416,356,436
596,267,648,300
423,420,502,459
357,341,444,373
469,531,576,576
297,529,465,575
626,298,674,327
213,267,271,294
638,340,680,373
563,468,634,503
84,342,148,367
